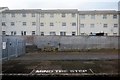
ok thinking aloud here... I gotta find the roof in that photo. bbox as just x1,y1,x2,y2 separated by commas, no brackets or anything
40,9,78,13
2,9,78,13
2,9,42,13
2,9,118,14
79,10,118,14
0,7,8,10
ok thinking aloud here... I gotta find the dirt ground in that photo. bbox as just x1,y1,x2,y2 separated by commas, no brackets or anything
2,50,119,76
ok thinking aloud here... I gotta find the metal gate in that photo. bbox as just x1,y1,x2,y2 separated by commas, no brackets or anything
2,36,25,61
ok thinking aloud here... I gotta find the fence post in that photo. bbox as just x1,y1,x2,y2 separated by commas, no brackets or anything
15,39,18,57
7,39,10,60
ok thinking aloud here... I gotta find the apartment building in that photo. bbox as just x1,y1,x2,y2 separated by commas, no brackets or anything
79,11,119,36
1,9,41,35
0,8,119,36
39,10,78,36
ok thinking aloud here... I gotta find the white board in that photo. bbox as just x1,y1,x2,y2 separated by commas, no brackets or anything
3,42,6,49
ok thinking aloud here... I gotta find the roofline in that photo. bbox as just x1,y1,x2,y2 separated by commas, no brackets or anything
1,9,119,14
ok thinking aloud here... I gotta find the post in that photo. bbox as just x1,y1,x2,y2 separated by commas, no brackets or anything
0,9,2,79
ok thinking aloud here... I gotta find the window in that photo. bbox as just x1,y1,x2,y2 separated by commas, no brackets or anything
41,14,44,18
80,24,84,28
81,33,85,35
61,13,66,17
11,14,15,17
72,22,76,26
24,31,26,35
103,24,108,28
2,14,6,18
23,22,26,26
90,24,94,28
32,22,36,26
32,13,35,17
21,31,23,36
2,22,6,26
14,31,16,35
32,31,35,35
114,24,118,27
60,32,66,36
113,14,117,19
103,15,107,19
22,13,26,17
11,22,15,26
72,32,76,36
62,22,66,26
40,32,44,36
2,31,6,35
80,14,85,19
72,13,76,17
50,14,54,18
113,33,117,35
91,15,95,19
50,32,56,35
50,23,54,26
21,31,26,35
40,23,44,26
11,31,13,35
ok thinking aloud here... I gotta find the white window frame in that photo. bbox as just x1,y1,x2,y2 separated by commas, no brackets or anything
11,22,15,26
32,13,35,17
62,22,66,26
72,13,76,17
41,14,44,18
50,22,54,26
103,14,107,19
61,13,66,17
23,22,26,26
22,13,26,17
113,14,117,19
40,23,44,26
60,32,66,36
114,24,118,27
103,24,108,28
80,24,84,28
32,22,36,26
2,22,6,26
40,32,44,36
50,32,56,35
72,32,76,36
50,14,54,18
80,14,85,19
91,15,95,19
11,14,15,17
90,24,94,28
32,31,36,35
72,22,76,26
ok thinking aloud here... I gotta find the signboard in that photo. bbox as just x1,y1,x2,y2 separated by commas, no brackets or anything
3,42,6,49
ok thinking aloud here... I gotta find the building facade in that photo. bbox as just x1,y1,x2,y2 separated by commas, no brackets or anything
0,8,119,36
79,11,119,36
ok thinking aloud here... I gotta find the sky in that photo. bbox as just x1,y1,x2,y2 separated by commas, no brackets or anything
0,0,120,10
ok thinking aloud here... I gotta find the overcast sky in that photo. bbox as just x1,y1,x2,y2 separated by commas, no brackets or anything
0,0,119,10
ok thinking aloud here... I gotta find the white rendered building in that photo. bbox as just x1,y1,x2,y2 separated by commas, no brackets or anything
0,8,119,36
79,11,119,36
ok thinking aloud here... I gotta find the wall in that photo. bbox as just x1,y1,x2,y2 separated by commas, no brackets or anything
33,36,119,51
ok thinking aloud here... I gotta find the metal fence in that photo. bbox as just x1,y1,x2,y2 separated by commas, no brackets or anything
2,36,26,61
